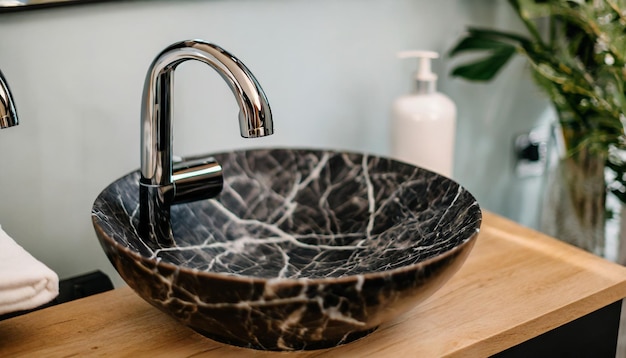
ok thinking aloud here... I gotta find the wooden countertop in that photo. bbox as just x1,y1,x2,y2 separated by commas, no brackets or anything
2,211,626,357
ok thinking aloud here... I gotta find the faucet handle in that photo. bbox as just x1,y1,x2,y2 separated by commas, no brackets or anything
171,156,223,205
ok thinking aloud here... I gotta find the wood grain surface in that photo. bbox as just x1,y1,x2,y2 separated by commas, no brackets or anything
2,211,626,357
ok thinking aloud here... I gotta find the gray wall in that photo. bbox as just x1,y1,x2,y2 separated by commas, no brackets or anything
0,0,550,286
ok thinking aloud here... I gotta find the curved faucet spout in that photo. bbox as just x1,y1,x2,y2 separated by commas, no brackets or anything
139,40,274,247
0,69,18,129
141,40,273,186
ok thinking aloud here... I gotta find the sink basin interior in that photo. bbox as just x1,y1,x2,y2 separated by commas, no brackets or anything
96,149,479,279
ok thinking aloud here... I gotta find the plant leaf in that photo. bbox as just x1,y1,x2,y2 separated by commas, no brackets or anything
450,46,517,81
449,36,513,57
449,28,530,57
466,27,532,45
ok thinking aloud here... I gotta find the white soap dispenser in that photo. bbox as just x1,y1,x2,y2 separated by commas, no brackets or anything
391,51,457,177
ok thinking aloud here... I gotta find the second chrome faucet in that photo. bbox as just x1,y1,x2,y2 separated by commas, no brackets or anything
139,40,274,246
0,69,18,129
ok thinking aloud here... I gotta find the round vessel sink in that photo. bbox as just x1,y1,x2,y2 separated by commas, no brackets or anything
92,148,481,351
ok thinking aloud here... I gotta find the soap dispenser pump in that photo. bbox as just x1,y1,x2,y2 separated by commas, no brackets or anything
391,50,457,177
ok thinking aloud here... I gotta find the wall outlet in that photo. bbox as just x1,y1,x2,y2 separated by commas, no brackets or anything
514,129,548,177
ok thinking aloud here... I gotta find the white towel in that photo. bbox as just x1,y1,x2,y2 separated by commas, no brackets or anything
0,225,59,315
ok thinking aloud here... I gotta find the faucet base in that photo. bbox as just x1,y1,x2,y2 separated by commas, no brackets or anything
139,181,175,249
139,156,224,249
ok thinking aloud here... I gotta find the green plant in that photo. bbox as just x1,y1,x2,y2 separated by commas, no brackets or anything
449,0,626,202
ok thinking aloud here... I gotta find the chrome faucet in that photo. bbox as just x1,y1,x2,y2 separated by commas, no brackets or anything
139,40,273,246
0,69,18,129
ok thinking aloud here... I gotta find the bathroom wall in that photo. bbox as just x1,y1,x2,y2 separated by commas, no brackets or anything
0,0,550,286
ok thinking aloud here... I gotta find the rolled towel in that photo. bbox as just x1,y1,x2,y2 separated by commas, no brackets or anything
0,225,59,315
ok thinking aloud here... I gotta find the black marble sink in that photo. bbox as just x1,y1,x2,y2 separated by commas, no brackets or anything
92,148,481,351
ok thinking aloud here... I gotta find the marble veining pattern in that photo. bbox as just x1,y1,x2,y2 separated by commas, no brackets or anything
92,148,481,350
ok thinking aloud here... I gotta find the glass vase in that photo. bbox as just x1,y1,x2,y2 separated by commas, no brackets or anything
540,127,607,257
